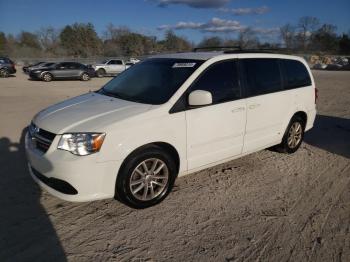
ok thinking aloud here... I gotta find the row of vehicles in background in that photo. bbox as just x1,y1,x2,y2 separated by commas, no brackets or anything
0,57,140,81
26,62,96,82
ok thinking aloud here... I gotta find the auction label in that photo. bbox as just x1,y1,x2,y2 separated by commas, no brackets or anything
172,63,196,68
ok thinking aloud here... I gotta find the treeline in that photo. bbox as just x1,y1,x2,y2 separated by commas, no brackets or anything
0,23,193,58
0,17,349,59
280,16,350,54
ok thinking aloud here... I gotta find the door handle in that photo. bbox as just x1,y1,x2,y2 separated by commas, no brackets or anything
248,104,260,110
231,107,245,113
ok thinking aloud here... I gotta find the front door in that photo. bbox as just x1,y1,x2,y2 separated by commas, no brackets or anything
108,60,124,74
185,60,246,170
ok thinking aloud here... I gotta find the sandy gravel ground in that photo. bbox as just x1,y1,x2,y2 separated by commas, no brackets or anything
0,71,349,262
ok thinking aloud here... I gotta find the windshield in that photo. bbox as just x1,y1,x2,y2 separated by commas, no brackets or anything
99,58,203,105
43,62,55,67
31,62,44,67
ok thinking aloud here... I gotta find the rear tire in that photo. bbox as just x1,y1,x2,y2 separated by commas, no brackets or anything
275,116,305,153
80,72,90,81
0,68,9,78
42,72,53,82
96,69,106,78
115,146,177,209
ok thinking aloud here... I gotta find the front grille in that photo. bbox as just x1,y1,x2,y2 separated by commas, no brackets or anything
29,122,56,153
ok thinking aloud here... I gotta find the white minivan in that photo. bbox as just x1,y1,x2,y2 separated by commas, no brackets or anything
26,50,317,208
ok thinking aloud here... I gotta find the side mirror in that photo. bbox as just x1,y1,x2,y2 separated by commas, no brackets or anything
188,90,213,106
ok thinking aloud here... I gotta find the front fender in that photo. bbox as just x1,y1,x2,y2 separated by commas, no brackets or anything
97,113,188,174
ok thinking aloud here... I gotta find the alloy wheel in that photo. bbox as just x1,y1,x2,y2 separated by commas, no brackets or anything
129,158,169,201
287,122,302,148
43,73,52,82
82,73,89,81
0,69,8,78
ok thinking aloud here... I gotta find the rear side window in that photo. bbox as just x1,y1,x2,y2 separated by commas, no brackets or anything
191,60,240,104
242,58,282,97
66,63,82,69
282,59,311,89
109,60,123,65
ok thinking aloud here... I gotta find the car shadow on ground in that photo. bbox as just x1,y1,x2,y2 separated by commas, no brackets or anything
0,75,16,78
304,114,350,159
0,128,67,261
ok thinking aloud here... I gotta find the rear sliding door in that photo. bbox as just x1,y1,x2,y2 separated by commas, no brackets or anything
241,58,293,153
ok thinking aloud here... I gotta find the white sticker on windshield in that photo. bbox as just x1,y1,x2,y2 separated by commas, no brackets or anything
172,62,196,68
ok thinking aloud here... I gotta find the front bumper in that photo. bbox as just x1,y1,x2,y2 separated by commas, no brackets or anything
25,132,120,202
29,72,42,80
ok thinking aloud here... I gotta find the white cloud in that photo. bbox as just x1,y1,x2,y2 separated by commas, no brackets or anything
158,17,245,33
153,0,229,8
219,6,269,15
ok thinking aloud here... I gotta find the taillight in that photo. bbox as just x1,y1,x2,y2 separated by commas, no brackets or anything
315,88,318,104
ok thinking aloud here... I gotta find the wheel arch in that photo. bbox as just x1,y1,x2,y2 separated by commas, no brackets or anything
118,141,180,175
292,111,307,128
114,141,181,201
97,67,106,73
40,71,53,78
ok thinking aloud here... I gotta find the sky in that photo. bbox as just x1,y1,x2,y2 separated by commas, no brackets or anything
0,0,349,43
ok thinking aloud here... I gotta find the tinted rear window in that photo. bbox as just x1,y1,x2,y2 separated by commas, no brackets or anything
242,58,282,97
282,59,311,89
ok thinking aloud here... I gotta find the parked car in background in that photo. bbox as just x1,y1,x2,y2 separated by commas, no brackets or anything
23,62,56,74
29,62,95,82
129,57,140,64
0,57,16,77
23,62,45,73
126,62,136,67
26,49,317,208
92,59,135,77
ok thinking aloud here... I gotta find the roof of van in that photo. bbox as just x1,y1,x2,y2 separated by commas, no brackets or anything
151,51,303,61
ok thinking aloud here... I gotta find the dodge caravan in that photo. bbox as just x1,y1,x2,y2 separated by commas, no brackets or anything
26,50,317,208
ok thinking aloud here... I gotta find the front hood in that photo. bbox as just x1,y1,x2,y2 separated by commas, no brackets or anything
33,93,152,134
31,66,51,71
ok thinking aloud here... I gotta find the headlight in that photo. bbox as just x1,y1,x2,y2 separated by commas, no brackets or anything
58,133,106,156
32,70,42,73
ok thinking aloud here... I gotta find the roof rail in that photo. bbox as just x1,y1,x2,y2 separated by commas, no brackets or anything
193,46,242,52
223,47,293,54
192,46,294,54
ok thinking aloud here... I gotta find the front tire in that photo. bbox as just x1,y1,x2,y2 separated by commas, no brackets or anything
80,72,90,81
42,72,53,82
0,68,9,78
275,116,305,153
116,146,177,209
96,68,106,78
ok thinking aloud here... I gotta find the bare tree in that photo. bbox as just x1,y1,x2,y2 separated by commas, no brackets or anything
103,24,130,41
37,27,59,54
297,16,320,50
280,23,295,49
198,36,223,48
238,27,259,48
